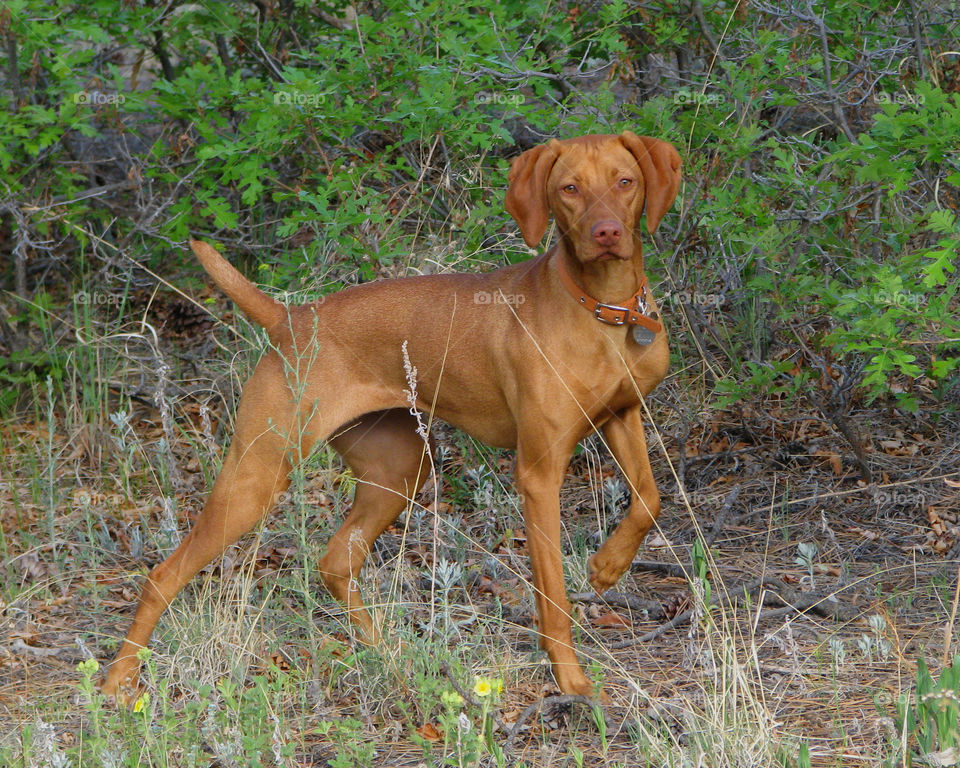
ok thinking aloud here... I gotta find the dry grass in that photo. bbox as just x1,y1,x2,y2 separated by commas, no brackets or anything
1,296,958,767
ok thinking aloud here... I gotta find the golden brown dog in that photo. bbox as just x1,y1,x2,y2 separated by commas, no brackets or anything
103,132,681,701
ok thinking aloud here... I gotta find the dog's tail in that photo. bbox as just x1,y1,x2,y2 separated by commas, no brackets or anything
190,239,286,334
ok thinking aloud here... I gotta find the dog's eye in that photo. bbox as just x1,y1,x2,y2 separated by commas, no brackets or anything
562,184,578,194
618,178,633,187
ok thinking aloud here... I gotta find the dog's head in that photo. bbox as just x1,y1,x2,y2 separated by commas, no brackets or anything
505,132,681,263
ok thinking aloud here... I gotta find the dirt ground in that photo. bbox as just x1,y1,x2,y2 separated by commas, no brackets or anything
2,308,959,766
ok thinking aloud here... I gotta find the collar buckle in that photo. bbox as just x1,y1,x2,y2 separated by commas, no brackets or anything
593,302,630,325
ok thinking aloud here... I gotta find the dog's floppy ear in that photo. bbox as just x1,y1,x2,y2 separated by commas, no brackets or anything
504,140,562,248
619,131,682,234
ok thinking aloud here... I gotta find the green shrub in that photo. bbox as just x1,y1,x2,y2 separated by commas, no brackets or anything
884,655,960,767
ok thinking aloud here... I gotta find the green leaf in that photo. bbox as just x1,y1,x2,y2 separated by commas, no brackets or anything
199,195,238,230
927,209,957,234
921,241,958,288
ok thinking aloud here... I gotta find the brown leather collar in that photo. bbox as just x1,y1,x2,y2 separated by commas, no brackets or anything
556,254,663,333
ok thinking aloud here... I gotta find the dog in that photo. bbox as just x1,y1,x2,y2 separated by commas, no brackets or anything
103,132,681,701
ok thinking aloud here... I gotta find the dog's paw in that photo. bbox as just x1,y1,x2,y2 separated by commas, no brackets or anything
101,670,141,708
555,669,607,702
587,550,630,594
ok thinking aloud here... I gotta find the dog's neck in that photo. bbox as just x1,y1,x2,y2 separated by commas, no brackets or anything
555,236,647,307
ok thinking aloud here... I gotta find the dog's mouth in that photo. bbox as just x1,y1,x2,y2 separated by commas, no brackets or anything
594,250,626,262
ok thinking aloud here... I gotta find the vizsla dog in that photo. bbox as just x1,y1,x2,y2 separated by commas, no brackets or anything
103,132,681,701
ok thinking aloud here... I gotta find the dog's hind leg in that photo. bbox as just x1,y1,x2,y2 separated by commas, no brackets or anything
103,355,341,700
321,409,431,642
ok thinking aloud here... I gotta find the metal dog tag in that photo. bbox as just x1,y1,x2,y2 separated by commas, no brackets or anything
632,325,656,345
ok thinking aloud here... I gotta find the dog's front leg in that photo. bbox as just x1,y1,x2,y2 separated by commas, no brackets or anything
515,442,597,698
589,404,661,593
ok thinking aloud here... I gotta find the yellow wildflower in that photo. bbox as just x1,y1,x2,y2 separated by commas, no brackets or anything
473,677,492,697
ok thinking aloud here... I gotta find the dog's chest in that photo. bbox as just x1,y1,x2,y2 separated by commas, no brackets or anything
587,328,669,406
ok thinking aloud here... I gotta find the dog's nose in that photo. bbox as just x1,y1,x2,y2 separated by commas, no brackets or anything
590,220,622,247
